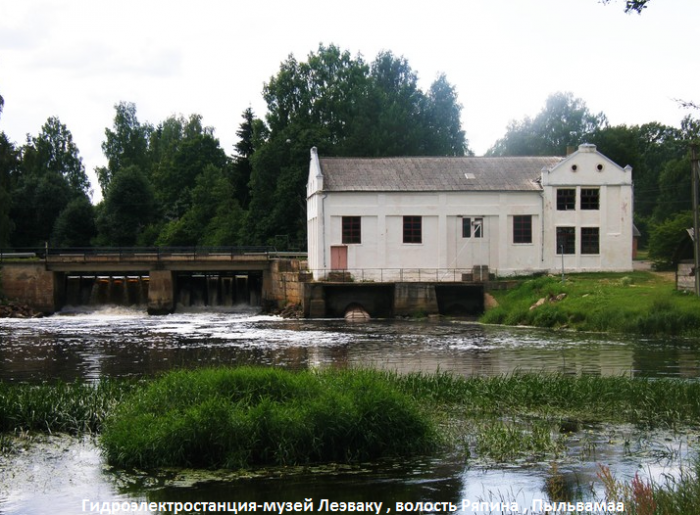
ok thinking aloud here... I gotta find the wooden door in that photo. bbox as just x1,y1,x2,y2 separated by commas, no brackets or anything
330,246,348,270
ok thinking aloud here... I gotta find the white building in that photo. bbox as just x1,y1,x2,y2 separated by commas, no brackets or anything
307,144,633,281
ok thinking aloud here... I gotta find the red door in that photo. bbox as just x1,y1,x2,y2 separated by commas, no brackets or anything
330,246,348,270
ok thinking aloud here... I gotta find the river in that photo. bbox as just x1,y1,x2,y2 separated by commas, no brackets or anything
1,307,700,514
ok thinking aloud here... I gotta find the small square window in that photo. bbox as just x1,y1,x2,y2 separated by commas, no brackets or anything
403,216,422,244
342,216,361,244
513,215,532,244
581,189,600,210
557,189,576,210
462,217,483,238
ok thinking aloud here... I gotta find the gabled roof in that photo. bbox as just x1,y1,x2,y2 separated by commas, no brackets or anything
318,156,564,192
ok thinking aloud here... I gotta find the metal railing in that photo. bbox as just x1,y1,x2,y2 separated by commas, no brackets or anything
0,246,287,263
306,267,492,283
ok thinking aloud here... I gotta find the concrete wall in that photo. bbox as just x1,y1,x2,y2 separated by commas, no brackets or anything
678,260,695,291
303,282,484,318
147,270,176,315
0,264,62,313
264,259,306,310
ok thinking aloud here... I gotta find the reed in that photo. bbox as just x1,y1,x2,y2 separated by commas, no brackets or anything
100,367,438,469
4,370,700,470
0,379,134,435
389,371,700,426
597,461,700,515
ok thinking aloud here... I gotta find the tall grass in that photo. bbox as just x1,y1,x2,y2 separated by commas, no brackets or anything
0,380,134,435
5,369,700,471
100,367,438,470
598,462,700,515
389,371,700,426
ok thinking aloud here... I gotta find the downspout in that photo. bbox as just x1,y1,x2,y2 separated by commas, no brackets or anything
320,193,327,269
540,189,545,267
539,167,548,269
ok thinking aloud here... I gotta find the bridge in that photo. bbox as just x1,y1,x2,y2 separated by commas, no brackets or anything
0,247,307,315
1,247,491,318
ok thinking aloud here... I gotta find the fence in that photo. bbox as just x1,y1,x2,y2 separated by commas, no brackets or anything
307,266,492,283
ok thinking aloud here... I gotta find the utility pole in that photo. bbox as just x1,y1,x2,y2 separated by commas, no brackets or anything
692,144,700,296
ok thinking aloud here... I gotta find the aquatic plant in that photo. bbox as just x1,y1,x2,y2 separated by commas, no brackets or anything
0,379,134,435
597,461,700,515
100,367,438,469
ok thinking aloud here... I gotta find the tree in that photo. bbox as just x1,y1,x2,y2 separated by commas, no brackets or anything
96,165,155,246
23,116,90,195
425,74,469,156
10,171,74,247
231,108,268,208
157,164,244,246
150,114,227,216
648,211,693,270
51,195,97,247
97,102,152,195
0,132,18,247
9,117,90,247
488,92,607,156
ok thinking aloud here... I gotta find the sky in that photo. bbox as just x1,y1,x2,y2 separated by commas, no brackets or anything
1,0,698,202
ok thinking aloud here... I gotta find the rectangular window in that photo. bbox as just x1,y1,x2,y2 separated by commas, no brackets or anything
556,227,576,254
581,227,600,254
341,216,361,244
513,215,532,244
462,217,483,238
581,188,600,210
403,216,422,244
556,188,576,210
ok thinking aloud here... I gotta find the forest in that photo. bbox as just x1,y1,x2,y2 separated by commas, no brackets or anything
0,43,698,268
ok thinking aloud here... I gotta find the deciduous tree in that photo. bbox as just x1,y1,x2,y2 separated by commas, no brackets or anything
96,102,152,196
488,92,607,156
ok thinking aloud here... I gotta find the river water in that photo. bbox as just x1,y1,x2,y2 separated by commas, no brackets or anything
2,307,700,514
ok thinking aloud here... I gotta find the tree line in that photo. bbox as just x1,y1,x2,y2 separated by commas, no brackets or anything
0,45,467,251
1,44,698,267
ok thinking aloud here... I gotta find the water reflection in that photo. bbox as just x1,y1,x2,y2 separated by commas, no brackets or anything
2,430,694,515
2,308,700,383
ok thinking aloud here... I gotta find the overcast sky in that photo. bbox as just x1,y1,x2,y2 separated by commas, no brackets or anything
1,0,698,201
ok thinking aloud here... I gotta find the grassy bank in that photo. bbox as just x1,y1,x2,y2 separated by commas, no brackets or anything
481,271,700,336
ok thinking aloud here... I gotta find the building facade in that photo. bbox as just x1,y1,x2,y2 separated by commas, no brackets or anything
307,144,633,281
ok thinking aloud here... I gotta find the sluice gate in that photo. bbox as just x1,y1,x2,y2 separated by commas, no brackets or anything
65,275,149,307
175,272,262,309
63,272,263,310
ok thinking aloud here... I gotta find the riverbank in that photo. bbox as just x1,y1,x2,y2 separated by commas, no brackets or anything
480,271,700,336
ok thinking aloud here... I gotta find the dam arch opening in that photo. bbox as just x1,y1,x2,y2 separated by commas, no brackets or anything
61,271,264,312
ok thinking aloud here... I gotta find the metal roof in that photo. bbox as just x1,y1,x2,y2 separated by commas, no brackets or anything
319,156,564,192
